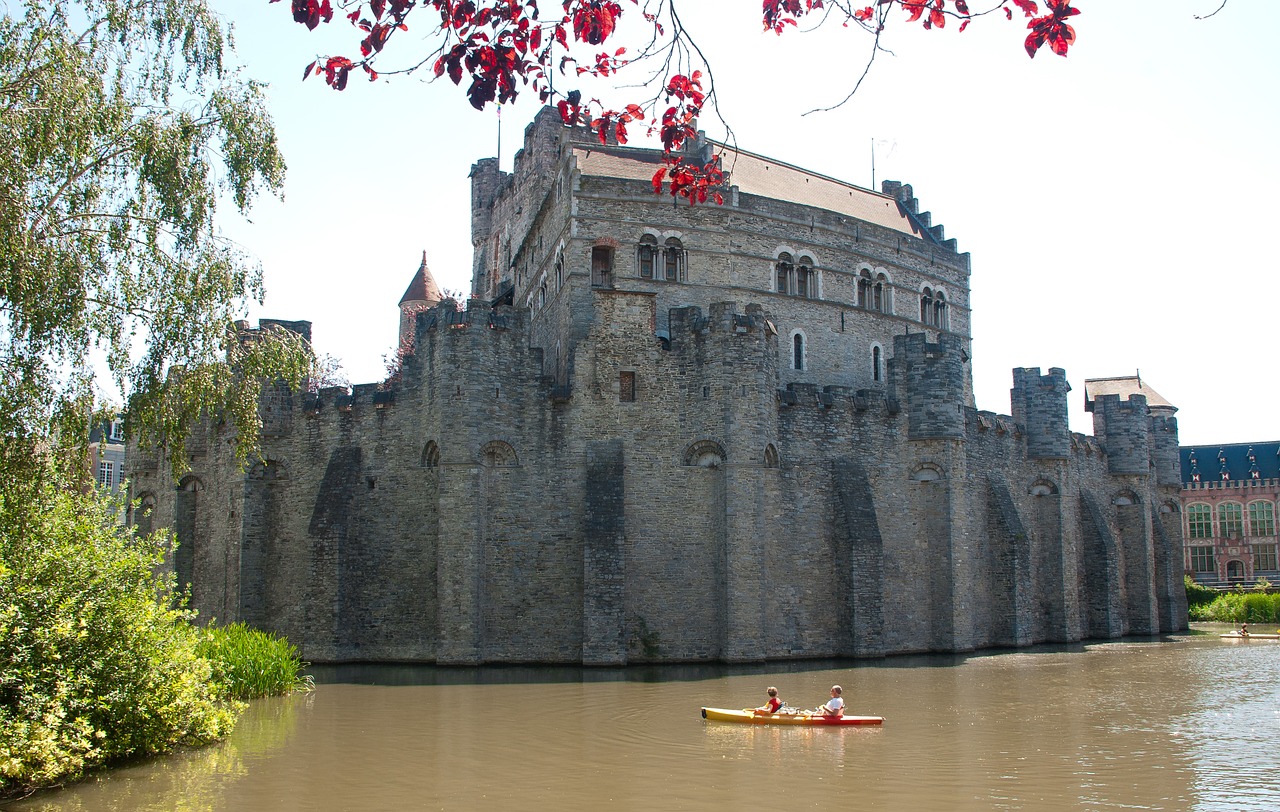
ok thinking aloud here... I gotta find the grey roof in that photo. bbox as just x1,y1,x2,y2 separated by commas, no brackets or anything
571,145,918,236
1082,376,1176,412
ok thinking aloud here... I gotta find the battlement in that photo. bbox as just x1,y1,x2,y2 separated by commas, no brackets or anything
890,332,966,440
1010,367,1071,460
668,302,770,338
881,180,961,253
1092,393,1152,476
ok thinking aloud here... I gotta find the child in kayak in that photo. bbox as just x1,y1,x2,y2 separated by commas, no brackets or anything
756,686,784,713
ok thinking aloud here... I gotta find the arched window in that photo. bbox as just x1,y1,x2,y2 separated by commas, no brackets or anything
664,237,684,281
776,253,793,294
421,440,440,468
874,272,889,313
481,441,519,467
1219,502,1244,537
684,440,727,468
539,281,547,307
1248,501,1275,536
1029,479,1058,496
920,287,947,328
637,234,658,279
796,255,813,299
872,345,883,383
792,332,805,371
1187,503,1213,539
763,444,780,469
555,250,564,288
857,270,872,307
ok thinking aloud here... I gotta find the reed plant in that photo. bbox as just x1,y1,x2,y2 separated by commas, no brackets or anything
197,623,313,701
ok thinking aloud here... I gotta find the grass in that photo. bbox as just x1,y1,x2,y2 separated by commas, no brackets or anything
197,622,313,701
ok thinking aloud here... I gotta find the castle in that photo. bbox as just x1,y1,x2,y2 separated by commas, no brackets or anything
129,107,1188,664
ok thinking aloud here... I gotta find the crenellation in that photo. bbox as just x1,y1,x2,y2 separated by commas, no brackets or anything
133,107,1185,666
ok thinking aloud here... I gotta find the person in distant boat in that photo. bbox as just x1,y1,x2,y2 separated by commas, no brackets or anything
1239,622,1250,637
756,686,783,713
816,685,844,717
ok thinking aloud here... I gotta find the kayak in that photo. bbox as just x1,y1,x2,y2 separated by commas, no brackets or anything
1220,633,1280,640
701,707,883,726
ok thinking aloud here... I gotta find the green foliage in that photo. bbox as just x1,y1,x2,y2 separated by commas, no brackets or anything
1187,590,1280,624
1185,574,1219,609
0,0,310,478
197,623,312,701
0,476,240,798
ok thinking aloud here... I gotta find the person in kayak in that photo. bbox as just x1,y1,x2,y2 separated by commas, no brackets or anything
816,685,844,717
756,686,783,713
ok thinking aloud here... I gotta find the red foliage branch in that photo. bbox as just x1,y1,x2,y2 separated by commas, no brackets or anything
273,0,1082,204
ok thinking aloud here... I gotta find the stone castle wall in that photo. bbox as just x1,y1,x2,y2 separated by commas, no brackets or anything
129,111,1188,664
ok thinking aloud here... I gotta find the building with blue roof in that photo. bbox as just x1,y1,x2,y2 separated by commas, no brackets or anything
1180,442,1280,584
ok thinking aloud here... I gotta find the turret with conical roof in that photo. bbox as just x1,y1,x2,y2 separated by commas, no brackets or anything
399,251,444,343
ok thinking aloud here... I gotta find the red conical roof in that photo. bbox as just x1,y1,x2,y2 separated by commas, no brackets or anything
399,251,444,306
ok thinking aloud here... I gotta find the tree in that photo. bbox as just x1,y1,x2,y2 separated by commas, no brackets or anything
272,0,1082,203
1,0,311,486
1,2,314,793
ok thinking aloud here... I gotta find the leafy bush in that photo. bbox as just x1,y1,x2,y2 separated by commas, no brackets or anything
1185,575,1219,608
198,623,312,701
1187,590,1280,624
0,483,239,798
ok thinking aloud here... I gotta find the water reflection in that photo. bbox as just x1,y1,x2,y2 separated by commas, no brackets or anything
8,628,1279,812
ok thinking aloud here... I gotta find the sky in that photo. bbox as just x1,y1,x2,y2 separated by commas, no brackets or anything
209,1,1278,447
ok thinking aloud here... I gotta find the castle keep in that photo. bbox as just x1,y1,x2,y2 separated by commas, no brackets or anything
130,108,1188,664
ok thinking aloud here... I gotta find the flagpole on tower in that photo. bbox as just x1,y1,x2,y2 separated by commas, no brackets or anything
496,104,502,170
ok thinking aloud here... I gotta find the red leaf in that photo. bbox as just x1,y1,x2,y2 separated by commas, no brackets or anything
302,60,316,80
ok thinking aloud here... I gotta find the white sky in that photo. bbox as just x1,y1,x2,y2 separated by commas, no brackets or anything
210,1,1277,447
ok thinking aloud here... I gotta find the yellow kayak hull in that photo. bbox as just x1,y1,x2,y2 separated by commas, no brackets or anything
701,707,883,726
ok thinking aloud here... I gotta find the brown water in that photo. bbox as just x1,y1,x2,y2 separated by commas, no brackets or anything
8,627,1280,811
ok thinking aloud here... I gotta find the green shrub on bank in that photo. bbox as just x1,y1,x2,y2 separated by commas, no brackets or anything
1185,575,1218,609
1188,590,1280,624
0,484,240,797
197,623,312,700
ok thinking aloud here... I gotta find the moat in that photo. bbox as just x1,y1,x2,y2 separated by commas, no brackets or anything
8,626,1277,811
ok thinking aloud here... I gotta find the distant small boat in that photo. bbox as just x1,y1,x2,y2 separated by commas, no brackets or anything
701,707,883,726
1220,632,1280,640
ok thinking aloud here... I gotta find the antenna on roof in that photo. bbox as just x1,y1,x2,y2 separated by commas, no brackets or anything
1136,368,1142,388
496,104,502,171
870,137,875,190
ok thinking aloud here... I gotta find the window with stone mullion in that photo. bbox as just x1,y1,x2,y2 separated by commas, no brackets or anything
1190,546,1215,573
1248,500,1275,536
1252,544,1278,571
1219,502,1244,538
1187,503,1213,539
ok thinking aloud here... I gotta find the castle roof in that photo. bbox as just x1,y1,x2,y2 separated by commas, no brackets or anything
1181,442,1280,484
399,251,443,307
1082,376,1176,412
571,144,918,237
